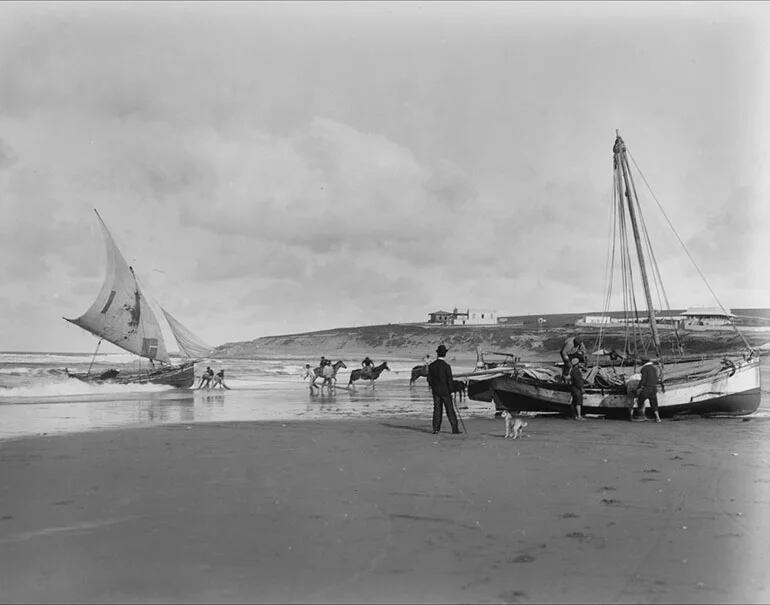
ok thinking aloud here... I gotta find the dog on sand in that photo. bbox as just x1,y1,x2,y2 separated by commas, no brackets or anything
503,410,527,439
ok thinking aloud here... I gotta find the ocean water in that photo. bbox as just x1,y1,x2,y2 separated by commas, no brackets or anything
0,351,768,441
0,352,490,440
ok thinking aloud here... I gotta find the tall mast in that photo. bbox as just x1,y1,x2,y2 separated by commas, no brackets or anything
613,131,661,356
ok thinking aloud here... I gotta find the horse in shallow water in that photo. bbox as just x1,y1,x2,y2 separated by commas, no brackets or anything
313,360,347,391
348,361,390,388
409,364,429,386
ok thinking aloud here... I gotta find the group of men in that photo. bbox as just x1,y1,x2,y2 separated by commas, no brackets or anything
300,333,662,429
196,366,230,390
562,334,661,422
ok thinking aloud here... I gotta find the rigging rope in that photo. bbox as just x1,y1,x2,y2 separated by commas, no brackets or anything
626,159,684,356
628,151,753,352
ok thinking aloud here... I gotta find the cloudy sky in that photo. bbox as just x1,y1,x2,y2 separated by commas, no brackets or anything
2,1,769,352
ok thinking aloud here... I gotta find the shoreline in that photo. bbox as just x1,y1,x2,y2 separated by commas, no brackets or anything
2,415,769,603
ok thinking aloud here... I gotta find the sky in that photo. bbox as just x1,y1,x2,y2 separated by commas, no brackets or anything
2,1,770,353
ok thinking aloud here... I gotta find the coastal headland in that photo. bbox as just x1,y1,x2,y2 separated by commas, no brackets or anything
212,321,769,361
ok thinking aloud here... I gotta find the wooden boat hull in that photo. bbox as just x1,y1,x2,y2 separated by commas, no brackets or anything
66,362,195,389
469,357,761,418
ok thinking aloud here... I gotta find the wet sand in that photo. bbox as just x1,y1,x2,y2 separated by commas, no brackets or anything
1,415,769,604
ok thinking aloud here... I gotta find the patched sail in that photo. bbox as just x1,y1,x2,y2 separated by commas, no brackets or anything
162,308,213,359
65,210,170,363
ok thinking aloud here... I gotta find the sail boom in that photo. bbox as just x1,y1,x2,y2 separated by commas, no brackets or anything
64,317,168,363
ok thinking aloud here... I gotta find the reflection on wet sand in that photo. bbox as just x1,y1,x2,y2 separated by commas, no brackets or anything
1,377,482,440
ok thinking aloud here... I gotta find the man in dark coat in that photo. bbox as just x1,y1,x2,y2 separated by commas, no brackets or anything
427,344,461,434
568,357,586,420
635,357,661,422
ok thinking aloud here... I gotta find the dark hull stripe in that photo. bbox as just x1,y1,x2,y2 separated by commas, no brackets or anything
67,363,195,389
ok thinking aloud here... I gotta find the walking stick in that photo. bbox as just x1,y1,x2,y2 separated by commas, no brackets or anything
453,395,467,434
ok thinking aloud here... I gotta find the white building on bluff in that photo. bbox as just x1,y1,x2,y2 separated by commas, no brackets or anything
680,307,734,330
428,307,497,326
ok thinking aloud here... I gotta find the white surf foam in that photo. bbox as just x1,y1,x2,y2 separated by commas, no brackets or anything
0,378,174,400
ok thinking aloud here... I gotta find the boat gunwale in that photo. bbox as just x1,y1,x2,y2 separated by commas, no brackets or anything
478,355,759,396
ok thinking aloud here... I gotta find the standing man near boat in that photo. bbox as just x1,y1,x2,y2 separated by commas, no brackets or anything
634,358,661,423
568,357,586,420
560,334,587,377
427,344,461,435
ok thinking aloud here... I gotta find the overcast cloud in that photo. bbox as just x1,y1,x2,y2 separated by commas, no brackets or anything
1,1,769,352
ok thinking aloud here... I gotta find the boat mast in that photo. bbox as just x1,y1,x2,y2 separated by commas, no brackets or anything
613,131,661,357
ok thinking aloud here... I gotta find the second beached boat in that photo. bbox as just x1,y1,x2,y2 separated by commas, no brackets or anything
466,132,761,418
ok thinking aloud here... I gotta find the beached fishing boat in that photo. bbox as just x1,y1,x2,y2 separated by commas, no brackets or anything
466,132,761,418
64,210,212,388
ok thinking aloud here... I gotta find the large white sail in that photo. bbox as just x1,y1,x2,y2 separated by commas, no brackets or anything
162,308,213,359
65,210,170,363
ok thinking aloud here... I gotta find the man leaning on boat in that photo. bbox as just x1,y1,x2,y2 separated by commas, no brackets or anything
631,358,661,423
560,334,587,377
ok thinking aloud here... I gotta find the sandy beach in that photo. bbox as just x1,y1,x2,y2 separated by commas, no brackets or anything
2,414,769,604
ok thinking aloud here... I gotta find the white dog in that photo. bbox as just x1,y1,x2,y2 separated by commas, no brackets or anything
503,410,528,439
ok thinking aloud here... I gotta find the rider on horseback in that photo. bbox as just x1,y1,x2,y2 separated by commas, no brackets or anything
361,356,374,380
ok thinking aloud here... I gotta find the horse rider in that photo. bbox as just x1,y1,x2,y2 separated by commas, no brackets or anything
361,356,375,379
322,362,335,385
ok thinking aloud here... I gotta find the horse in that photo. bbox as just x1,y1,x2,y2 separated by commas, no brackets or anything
409,364,429,386
452,379,467,403
348,361,390,388
313,360,347,391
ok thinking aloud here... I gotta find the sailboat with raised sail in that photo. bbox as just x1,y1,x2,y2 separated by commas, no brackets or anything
466,132,761,418
64,210,198,388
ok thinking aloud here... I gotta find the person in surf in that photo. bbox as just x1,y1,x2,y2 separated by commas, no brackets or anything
198,366,214,389
210,369,230,390
303,364,319,392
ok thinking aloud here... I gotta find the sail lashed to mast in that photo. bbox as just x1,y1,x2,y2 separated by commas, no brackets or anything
162,308,213,359
65,210,171,363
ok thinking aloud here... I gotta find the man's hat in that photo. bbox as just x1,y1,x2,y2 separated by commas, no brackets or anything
640,356,651,363
436,344,448,356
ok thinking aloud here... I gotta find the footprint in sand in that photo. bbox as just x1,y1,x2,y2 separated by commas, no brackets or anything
560,512,579,519
498,590,528,603
601,498,621,505
509,553,536,564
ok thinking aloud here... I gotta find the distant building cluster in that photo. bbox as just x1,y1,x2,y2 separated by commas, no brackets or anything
427,307,497,326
